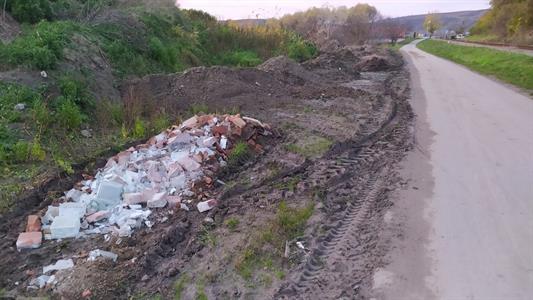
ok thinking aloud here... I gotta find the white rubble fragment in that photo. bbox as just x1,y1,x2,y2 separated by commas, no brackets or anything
94,181,123,209
42,206,59,225
147,192,167,208
65,189,83,202
220,135,228,149
43,259,74,274
88,249,118,262
197,199,218,213
50,216,80,239
180,203,190,211
40,70,48,78
58,202,86,218
296,241,305,249
30,275,50,289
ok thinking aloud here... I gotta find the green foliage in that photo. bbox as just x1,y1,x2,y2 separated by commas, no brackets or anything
188,103,209,115
55,157,74,175
285,135,332,158
235,201,314,280
58,76,94,112
224,217,240,231
220,50,262,67
132,118,147,138
423,13,442,37
471,0,533,44
287,39,318,62
173,274,189,300
0,21,77,69
55,98,85,130
418,39,533,90
12,141,31,162
30,141,46,161
228,141,250,166
152,114,171,133
31,99,52,131
8,0,52,23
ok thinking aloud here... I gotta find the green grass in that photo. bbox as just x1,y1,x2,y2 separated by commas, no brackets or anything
417,39,533,91
174,274,189,300
235,201,314,281
388,37,416,51
285,135,333,158
224,217,240,231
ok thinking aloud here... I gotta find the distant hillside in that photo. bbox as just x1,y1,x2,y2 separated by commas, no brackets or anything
392,9,489,34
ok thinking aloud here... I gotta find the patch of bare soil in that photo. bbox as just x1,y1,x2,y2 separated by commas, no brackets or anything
0,45,412,299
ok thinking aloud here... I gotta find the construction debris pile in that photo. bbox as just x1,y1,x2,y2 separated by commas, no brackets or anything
16,114,271,251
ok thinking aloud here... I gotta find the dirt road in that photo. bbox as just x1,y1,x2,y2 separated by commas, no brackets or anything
371,42,533,299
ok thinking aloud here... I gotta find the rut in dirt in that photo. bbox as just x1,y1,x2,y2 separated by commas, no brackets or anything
276,69,413,299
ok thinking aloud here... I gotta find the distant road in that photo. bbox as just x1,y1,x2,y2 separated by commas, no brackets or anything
449,40,533,57
372,40,533,299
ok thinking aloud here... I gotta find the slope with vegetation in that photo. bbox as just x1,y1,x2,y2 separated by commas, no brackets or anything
417,39,533,91
470,0,533,44
0,0,316,212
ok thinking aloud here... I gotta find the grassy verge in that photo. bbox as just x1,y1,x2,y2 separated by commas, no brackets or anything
417,39,533,91
388,37,416,51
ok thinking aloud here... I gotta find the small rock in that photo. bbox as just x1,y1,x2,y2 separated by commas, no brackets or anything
82,289,92,298
81,129,92,138
203,217,214,224
197,199,218,213
14,103,26,111
40,71,48,78
141,275,149,281
43,259,74,274
147,192,167,208
88,249,118,262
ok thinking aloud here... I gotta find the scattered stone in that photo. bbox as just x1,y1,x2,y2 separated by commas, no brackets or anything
203,217,214,224
81,129,92,138
30,275,50,289
16,232,42,250
14,103,26,111
197,199,218,213
141,274,149,281
40,71,48,78
43,259,74,274
59,202,86,218
82,289,92,298
26,215,41,232
147,192,167,208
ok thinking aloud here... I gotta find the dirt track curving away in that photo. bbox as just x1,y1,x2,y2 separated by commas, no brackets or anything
0,46,414,299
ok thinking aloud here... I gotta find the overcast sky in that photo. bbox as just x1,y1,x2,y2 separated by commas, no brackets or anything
178,0,490,20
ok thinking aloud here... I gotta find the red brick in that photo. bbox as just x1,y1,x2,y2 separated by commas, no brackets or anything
26,215,41,232
16,232,42,250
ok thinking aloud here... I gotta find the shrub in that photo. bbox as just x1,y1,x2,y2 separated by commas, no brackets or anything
287,39,317,62
12,141,31,162
56,98,85,130
31,99,52,132
30,141,46,161
9,0,52,24
58,76,94,112
0,21,76,69
132,118,146,138
221,50,262,67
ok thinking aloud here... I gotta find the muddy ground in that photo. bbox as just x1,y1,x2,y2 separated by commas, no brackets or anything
0,45,413,299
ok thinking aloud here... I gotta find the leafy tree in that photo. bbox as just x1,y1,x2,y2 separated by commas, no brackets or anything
424,13,441,37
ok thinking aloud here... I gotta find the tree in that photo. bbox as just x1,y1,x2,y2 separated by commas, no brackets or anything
424,13,441,38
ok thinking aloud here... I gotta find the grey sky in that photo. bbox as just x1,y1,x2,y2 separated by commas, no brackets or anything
179,0,490,20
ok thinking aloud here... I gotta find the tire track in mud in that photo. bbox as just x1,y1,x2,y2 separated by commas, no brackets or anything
276,70,412,299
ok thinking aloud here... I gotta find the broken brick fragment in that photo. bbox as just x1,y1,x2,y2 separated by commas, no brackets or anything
26,215,41,232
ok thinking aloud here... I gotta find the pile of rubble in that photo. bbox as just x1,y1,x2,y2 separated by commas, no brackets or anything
16,114,271,251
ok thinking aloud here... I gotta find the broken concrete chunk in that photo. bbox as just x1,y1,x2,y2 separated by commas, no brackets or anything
197,199,218,213
50,216,81,239
14,103,26,111
65,189,83,202
88,249,118,262
94,181,123,209
16,232,42,250
201,136,217,147
147,192,167,208
26,215,41,232
167,196,181,208
43,259,74,274
42,206,59,225
59,202,86,219
176,156,201,171
30,275,50,289
123,192,144,205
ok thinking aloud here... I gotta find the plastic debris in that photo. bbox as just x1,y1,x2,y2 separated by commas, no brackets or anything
197,199,218,213
43,259,74,274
